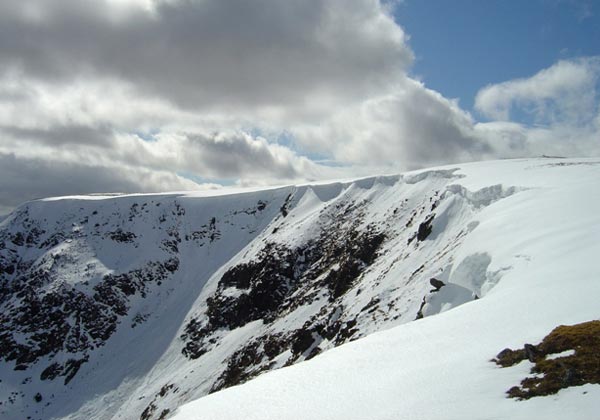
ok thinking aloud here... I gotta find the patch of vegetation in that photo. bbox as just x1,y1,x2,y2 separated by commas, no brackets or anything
493,320,600,399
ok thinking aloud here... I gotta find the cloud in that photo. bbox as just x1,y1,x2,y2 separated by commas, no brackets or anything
0,124,115,147
473,57,600,159
111,130,343,183
475,58,600,124
474,119,600,160
293,57,600,170
0,127,336,183
0,1,598,215
0,0,411,120
0,0,411,213
0,151,204,215
293,78,493,170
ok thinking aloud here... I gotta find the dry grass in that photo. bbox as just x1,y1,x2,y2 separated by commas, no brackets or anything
493,320,600,399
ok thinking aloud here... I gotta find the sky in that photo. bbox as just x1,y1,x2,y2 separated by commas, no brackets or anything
394,0,600,114
0,0,599,215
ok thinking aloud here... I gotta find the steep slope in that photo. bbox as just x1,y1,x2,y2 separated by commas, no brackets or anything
0,158,597,420
170,158,600,420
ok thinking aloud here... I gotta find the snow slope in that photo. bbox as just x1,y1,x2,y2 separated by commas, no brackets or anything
172,158,600,420
0,158,598,420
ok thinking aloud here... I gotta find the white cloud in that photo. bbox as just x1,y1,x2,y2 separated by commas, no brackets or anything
475,58,600,124
0,0,412,121
0,127,339,184
473,57,600,159
0,1,599,215
293,78,492,170
0,0,417,214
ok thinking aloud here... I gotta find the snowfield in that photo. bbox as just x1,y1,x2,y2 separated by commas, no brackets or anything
1,158,599,420
172,158,600,420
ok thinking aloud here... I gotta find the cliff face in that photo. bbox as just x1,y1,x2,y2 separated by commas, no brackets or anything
1,159,574,420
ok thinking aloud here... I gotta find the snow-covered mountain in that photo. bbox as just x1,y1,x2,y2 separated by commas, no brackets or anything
1,158,599,420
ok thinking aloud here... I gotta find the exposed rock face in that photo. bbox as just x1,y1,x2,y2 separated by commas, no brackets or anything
0,194,288,419
0,169,519,420
182,217,386,389
417,214,435,241
0,207,182,385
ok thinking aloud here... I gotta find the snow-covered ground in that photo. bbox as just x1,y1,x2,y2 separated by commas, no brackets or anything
171,158,600,420
1,158,599,420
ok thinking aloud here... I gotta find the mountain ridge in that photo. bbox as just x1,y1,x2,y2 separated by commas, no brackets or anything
0,158,598,420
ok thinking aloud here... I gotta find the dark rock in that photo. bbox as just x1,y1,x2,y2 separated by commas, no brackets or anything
415,296,426,320
187,225,385,352
164,257,179,273
361,297,380,313
158,384,175,398
40,363,62,381
306,346,322,360
3,264,14,275
429,278,445,291
291,329,315,355
63,357,88,385
141,384,178,420
140,402,157,420
416,215,435,241
10,232,25,247
325,260,362,300
211,339,269,392
107,229,137,243
280,194,292,217
496,348,513,360
335,319,358,344
2,252,178,384
524,343,539,362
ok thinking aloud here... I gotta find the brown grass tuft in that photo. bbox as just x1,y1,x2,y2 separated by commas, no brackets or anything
493,320,600,399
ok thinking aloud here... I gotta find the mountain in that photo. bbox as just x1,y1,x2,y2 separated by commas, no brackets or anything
1,158,599,420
